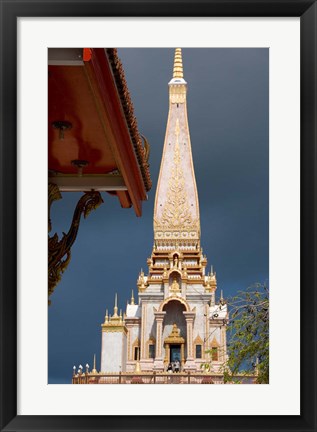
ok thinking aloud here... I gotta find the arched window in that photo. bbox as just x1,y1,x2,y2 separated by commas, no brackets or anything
210,336,220,361
132,338,140,361
146,337,156,359
194,335,204,359
211,347,218,361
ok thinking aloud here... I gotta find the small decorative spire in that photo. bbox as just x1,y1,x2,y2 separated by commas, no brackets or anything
92,354,97,374
211,265,214,275
104,309,108,323
134,359,141,372
173,48,183,79
131,290,135,305
113,293,118,317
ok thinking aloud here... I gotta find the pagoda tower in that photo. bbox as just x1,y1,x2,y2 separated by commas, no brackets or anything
154,48,200,247
100,49,228,375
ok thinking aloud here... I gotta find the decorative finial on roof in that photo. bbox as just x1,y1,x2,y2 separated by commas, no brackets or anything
131,290,135,305
105,309,109,323
113,293,118,317
173,48,184,79
92,354,97,374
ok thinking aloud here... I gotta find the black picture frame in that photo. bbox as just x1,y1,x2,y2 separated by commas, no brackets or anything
0,1,316,431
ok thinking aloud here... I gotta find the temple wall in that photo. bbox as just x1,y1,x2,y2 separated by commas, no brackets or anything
191,303,206,341
186,283,206,295
101,331,127,372
144,302,158,341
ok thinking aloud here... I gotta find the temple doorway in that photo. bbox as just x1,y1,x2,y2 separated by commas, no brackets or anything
170,344,181,363
164,323,185,369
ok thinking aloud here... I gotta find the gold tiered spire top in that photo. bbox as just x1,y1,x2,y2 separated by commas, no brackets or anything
173,48,184,79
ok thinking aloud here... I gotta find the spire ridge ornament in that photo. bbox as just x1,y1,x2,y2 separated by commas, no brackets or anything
173,48,184,79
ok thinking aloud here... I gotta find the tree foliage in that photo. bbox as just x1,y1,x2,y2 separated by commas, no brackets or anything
224,283,269,383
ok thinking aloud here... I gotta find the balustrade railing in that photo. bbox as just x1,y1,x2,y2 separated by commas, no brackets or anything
72,371,227,384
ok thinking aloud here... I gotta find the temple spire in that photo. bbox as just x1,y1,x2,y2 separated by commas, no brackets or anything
154,48,200,245
173,48,184,79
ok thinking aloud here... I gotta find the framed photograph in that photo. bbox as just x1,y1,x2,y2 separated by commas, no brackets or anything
1,1,316,431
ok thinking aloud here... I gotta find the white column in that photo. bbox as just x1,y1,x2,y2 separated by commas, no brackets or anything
183,311,196,371
140,302,147,360
221,325,227,362
204,303,209,356
153,311,166,371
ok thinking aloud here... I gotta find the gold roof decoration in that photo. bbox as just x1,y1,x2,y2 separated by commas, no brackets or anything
137,269,147,292
113,293,118,317
205,270,217,292
101,293,127,333
164,323,185,344
173,48,184,79
92,354,98,374
130,290,135,305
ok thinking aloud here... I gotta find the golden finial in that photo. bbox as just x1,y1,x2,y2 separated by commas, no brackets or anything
173,48,183,79
105,309,109,323
92,354,97,374
134,360,141,372
113,293,118,317
131,290,135,305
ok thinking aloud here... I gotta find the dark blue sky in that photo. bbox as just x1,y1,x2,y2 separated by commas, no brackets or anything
48,48,269,384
